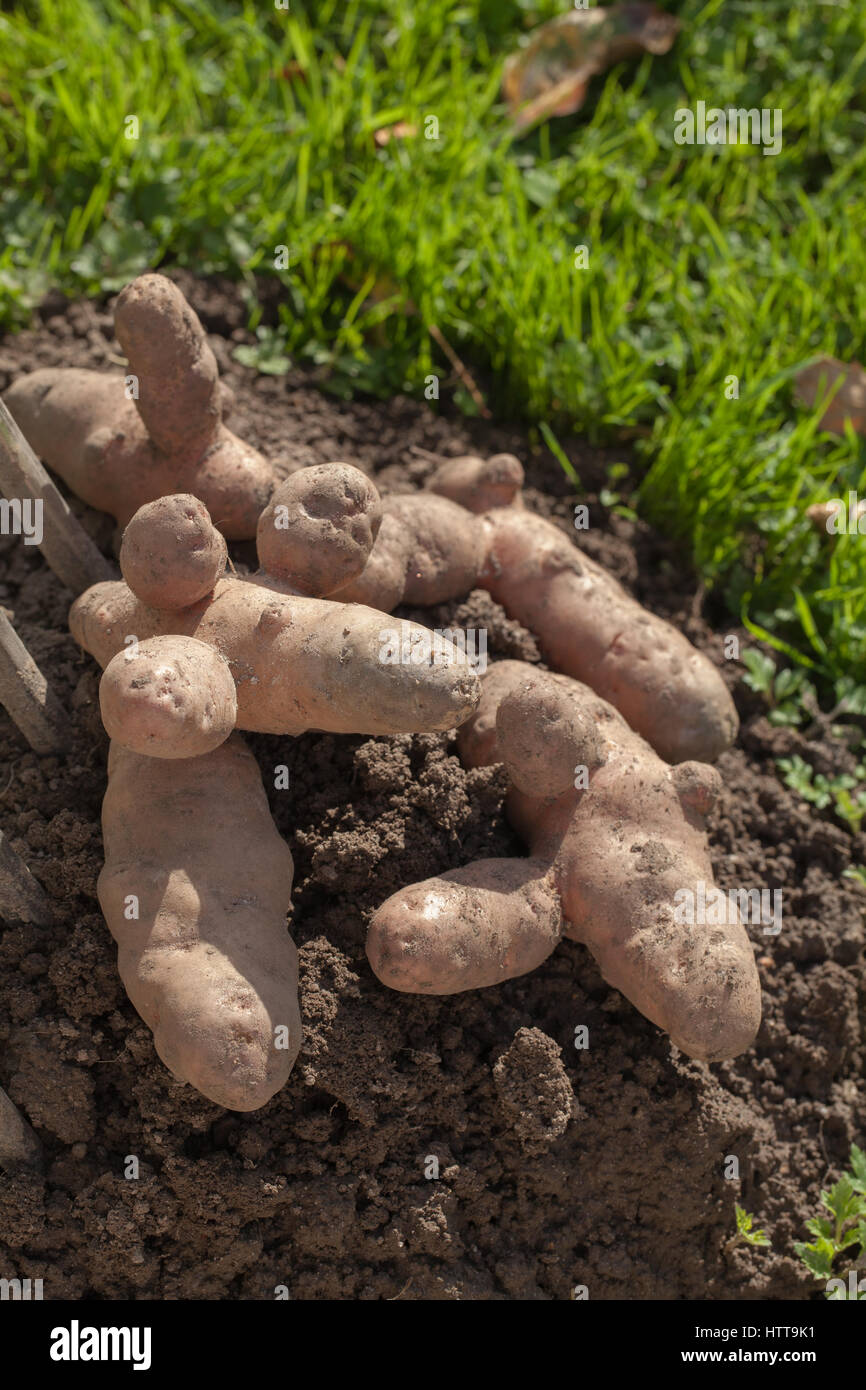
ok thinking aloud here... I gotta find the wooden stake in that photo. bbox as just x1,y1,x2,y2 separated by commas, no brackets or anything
0,396,114,594
0,608,70,754
0,825,53,926
0,1084,43,1173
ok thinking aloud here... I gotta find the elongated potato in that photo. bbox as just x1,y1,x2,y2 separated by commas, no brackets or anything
98,735,299,1111
478,509,737,764
337,453,738,764
72,579,478,736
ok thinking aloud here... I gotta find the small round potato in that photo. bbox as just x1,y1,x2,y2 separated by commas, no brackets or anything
427,452,524,512
120,495,227,610
99,635,237,759
256,463,382,596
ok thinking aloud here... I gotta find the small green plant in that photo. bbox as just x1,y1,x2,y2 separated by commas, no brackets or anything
732,1204,771,1250
599,461,639,522
232,326,291,376
834,784,866,834
741,649,818,727
794,1145,866,1300
742,650,866,737
776,754,866,834
842,864,866,887
746,650,866,832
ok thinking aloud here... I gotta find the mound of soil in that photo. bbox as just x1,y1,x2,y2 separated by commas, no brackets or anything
0,277,863,1301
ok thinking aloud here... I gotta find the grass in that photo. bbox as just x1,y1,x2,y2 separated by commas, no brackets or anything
2,0,866,693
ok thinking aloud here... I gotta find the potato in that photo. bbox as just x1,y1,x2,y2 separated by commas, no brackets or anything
366,859,562,993
120,495,227,610
479,509,738,764
98,736,300,1111
369,661,761,1063
4,274,274,537
70,474,481,738
256,464,382,597
99,635,237,759
335,455,739,764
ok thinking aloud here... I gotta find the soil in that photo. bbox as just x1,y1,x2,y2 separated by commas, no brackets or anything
0,274,863,1301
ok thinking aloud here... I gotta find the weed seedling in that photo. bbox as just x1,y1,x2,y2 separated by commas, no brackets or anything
794,1145,866,1300
730,1204,771,1251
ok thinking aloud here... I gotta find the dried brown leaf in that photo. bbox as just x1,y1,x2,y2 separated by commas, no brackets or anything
503,4,679,132
794,356,866,436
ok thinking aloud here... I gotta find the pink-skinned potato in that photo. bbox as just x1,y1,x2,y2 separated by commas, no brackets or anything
71,578,479,736
370,661,761,1063
333,493,484,609
71,479,480,738
338,454,738,764
99,635,237,759
479,509,738,764
366,858,562,994
3,274,274,537
97,735,300,1111
119,494,227,610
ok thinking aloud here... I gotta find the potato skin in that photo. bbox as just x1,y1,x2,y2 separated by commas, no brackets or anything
3,275,274,537
97,735,299,1111
329,510,409,611
372,661,761,1063
480,509,738,765
335,494,484,608
120,494,227,610
113,272,223,461
553,760,760,1063
71,579,480,737
386,495,485,606
99,635,237,759
256,464,382,597
426,452,524,513
366,858,562,994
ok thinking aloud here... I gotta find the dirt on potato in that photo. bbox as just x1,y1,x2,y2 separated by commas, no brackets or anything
0,275,863,1301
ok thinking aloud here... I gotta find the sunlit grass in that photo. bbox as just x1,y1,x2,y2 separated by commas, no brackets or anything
1,0,865,685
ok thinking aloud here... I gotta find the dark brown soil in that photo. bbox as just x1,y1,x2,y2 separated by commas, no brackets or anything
0,276,863,1301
